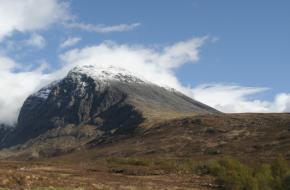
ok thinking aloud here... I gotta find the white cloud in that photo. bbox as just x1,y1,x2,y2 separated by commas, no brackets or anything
157,37,206,69
60,37,82,49
0,56,51,125
191,84,290,113
273,93,290,112
23,33,46,49
65,22,141,33
0,0,71,40
59,38,206,89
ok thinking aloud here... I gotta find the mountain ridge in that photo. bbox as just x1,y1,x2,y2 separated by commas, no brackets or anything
0,65,219,151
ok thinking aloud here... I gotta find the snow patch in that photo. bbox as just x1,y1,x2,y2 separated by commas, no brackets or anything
34,88,51,99
32,81,59,100
68,65,148,84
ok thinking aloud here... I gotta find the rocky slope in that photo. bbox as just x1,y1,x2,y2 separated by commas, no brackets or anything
0,65,219,153
58,113,290,163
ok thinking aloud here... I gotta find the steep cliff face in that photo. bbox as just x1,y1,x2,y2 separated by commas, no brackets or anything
0,125,14,145
0,65,219,149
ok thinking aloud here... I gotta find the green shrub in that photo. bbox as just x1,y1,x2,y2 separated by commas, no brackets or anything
270,155,289,190
208,155,290,190
208,156,258,190
106,155,290,190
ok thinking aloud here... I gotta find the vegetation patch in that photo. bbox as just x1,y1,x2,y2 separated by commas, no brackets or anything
106,157,201,174
106,155,290,190
207,155,290,190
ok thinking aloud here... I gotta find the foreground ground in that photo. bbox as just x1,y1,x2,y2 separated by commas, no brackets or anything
0,113,290,189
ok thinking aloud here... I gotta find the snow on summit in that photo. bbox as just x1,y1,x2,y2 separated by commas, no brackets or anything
68,65,147,84
32,65,150,100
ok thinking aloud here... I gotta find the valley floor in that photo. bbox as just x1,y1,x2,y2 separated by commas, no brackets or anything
0,160,216,190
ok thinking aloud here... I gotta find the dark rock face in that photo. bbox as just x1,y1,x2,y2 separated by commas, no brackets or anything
0,65,219,149
3,73,144,147
19,74,126,130
0,124,14,145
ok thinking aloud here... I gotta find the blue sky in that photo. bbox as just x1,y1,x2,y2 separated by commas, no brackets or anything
0,0,290,124
77,0,290,96
72,0,289,89
6,0,290,92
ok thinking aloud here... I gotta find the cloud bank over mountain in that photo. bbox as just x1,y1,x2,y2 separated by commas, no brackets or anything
0,0,289,125
1,38,290,125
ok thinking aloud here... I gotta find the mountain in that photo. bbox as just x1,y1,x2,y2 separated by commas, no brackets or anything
0,65,290,189
0,65,219,153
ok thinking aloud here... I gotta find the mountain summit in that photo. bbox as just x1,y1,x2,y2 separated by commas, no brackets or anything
0,65,219,152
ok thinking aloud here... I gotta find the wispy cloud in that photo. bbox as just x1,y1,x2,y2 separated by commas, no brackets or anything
60,37,82,49
191,84,290,113
191,84,271,112
0,33,46,57
65,22,141,33
23,33,46,49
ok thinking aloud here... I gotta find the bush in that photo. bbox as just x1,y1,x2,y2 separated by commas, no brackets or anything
106,155,290,190
208,157,258,190
208,155,290,190
271,155,290,190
